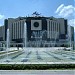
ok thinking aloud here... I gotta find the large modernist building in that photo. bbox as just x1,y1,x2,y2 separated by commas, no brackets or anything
0,13,74,47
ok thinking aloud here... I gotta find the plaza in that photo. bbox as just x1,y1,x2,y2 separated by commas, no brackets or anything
0,48,75,64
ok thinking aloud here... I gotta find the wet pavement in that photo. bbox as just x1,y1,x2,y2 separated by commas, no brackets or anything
0,48,75,64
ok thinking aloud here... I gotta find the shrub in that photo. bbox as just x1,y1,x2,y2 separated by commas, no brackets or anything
0,64,75,70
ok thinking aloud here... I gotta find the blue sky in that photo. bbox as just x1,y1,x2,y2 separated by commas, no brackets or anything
0,0,75,27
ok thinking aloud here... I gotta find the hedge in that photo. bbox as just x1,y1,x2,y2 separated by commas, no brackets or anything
0,64,75,70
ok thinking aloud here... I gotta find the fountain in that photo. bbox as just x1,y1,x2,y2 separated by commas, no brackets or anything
7,29,9,50
23,22,27,50
22,22,28,62
4,28,11,62
24,22,27,48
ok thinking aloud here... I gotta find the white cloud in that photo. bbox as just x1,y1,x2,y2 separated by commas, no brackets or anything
68,19,75,26
55,4,64,13
0,14,5,26
0,14,5,19
55,4,75,18
68,19,75,31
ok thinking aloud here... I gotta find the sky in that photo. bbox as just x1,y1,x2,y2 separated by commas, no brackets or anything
0,0,75,29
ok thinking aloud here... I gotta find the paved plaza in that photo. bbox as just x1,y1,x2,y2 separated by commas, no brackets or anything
0,48,75,64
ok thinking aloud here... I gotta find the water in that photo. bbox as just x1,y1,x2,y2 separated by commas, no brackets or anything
0,48,75,63
24,22,27,48
5,29,11,62
23,22,29,56
6,29,9,49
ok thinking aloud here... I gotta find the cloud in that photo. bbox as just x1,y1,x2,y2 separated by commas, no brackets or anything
0,14,5,26
0,13,6,26
68,19,75,31
55,4,75,18
68,19,75,26
55,4,64,13
0,14,5,19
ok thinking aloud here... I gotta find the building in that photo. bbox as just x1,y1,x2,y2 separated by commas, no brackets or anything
0,14,74,47
0,26,5,47
0,26,5,41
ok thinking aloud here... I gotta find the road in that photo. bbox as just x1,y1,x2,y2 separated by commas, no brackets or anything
0,70,75,75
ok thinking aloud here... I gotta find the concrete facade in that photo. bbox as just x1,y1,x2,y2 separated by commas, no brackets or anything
0,16,74,47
